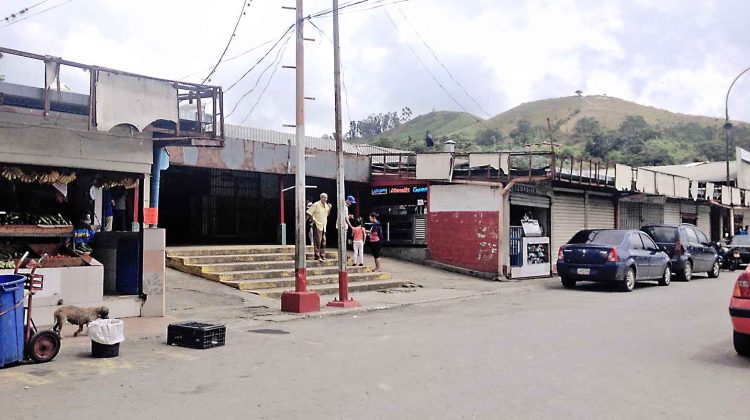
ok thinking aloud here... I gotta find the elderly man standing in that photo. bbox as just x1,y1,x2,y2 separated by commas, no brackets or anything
306,193,332,261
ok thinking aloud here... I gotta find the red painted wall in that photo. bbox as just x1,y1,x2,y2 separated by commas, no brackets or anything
428,211,499,272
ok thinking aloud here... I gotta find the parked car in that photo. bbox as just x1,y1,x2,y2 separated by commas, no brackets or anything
729,271,750,356
641,224,720,281
557,229,671,292
726,234,750,267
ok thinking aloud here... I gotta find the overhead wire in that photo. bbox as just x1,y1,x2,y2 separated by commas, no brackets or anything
226,30,293,118
201,0,254,84
178,36,278,81
1,0,54,22
395,7,492,117
0,0,74,29
308,19,352,130
239,35,293,124
225,24,295,92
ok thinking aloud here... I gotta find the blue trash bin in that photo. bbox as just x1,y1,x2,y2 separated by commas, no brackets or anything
0,274,26,368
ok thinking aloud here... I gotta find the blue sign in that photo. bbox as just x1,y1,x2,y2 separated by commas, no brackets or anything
371,188,388,195
412,186,428,194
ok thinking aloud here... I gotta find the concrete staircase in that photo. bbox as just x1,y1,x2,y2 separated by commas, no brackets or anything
166,245,404,298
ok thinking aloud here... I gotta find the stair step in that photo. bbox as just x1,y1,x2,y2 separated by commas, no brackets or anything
198,259,338,273
222,271,387,290
167,245,315,257
257,279,406,298
209,265,372,282
170,251,338,265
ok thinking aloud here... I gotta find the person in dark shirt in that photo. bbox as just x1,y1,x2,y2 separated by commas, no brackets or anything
367,212,384,272
425,131,434,148
103,189,114,231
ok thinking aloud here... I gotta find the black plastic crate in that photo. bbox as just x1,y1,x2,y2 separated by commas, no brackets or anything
167,322,226,349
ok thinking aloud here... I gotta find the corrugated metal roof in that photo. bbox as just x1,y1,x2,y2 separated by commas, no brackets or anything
225,124,361,154
355,144,412,155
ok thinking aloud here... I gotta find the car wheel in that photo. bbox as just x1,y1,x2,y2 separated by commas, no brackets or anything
658,265,671,286
619,267,636,292
707,260,720,278
679,260,692,282
734,331,750,357
561,277,576,289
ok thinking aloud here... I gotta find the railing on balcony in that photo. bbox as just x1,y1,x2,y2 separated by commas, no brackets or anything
0,47,224,146
370,153,417,178
554,155,615,187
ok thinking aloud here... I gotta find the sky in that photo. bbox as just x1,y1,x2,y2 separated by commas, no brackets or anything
1,0,750,137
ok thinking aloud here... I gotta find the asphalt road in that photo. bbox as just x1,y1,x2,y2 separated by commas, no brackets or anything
1,270,748,420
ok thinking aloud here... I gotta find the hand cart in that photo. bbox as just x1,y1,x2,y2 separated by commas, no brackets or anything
14,252,61,363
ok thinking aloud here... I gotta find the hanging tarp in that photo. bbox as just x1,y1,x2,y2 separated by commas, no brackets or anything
95,71,178,132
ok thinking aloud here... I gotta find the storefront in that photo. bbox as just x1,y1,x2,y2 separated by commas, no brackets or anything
508,185,551,278
551,189,616,266
366,183,428,246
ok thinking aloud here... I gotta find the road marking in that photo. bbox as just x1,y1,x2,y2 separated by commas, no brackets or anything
153,349,199,361
0,371,54,386
74,359,134,375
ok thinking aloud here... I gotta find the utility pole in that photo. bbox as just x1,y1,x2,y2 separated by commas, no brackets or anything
328,0,359,308
281,0,320,313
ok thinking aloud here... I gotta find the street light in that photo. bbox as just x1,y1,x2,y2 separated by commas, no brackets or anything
723,65,750,237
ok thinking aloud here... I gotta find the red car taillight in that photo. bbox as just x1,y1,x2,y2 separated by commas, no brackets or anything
607,247,619,263
674,240,683,257
733,273,750,299
558,247,565,261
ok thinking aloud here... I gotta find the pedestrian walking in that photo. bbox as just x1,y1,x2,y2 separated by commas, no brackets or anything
306,193,331,260
367,212,383,272
351,217,366,266
337,195,356,232
103,188,114,232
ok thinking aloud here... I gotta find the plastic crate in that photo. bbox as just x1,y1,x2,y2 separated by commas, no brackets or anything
167,322,226,349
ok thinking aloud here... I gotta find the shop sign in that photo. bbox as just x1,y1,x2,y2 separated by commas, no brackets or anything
371,185,429,196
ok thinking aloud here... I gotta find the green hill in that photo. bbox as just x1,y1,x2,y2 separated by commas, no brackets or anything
360,111,480,145
454,95,728,138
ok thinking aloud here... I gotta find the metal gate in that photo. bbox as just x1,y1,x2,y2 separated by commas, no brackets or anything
619,201,664,229
664,202,681,225
552,193,585,263
587,196,615,229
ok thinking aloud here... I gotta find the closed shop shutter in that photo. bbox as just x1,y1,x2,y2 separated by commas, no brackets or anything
697,205,711,238
618,202,664,229
510,192,550,208
587,196,615,229
664,202,681,225
552,193,585,263
641,203,664,226
619,201,641,230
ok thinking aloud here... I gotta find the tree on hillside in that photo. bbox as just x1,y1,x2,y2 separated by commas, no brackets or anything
476,128,502,147
348,107,414,139
575,90,583,97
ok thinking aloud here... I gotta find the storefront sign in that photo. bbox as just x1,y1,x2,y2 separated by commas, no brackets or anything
371,185,429,196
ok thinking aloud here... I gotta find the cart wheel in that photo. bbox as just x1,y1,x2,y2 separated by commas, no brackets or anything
27,330,61,363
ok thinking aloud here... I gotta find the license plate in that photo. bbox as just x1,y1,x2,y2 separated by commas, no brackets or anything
577,268,590,275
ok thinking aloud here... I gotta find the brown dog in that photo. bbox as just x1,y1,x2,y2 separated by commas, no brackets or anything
53,305,109,337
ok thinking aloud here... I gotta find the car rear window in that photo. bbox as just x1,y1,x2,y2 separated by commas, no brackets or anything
642,226,678,242
568,230,626,246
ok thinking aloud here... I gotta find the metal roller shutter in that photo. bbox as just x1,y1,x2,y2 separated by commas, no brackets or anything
641,203,664,226
552,193,585,263
510,192,550,208
619,201,641,230
587,196,615,229
697,205,711,238
664,202,681,225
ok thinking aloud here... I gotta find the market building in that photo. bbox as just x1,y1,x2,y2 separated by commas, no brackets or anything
0,47,224,323
368,146,750,280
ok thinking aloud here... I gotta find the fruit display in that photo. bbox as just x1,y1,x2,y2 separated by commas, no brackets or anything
0,251,24,269
1,166,76,184
0,212,72,226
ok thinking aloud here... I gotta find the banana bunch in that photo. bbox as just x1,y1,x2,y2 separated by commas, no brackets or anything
37,170,60,184
57,171,76,184
0,260,15,269
1,167,23,181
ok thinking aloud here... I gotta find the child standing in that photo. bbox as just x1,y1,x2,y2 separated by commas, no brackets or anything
351,218,366,266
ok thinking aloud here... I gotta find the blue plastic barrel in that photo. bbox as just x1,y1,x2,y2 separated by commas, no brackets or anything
0,274,26,368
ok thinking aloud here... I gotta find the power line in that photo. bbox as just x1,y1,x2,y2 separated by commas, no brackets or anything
1,0,53,23
395,7,492,117
178,36,278,81
381,8,479,121
239,36,292,124
0,0,73,29
226,31,292,118
201,0,254,84
225,24,295,92
308,19,352,126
